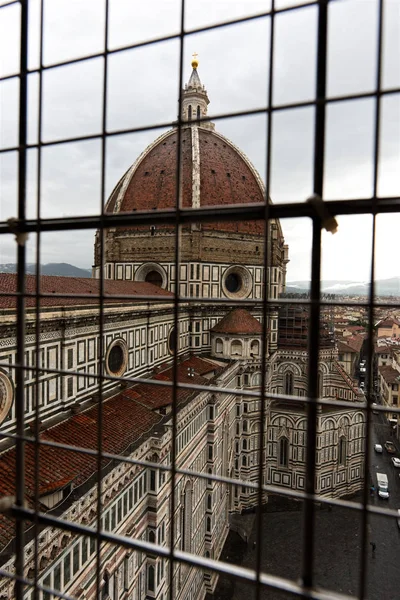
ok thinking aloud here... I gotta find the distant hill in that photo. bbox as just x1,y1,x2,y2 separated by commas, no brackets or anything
0,263,92,278
286,277,400,297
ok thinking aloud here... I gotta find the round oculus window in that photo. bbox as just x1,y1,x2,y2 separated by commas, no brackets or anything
145,270,163,287
0,371,13,425
135,263,167,288
168,328,176,354
225,273,242,294
106,341,128,377
222,266,252,299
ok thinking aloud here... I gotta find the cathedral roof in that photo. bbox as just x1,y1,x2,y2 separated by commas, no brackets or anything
105,127,266,234
104,61,269,236
0,355,223,550
211,308,262,335
0,274,172,310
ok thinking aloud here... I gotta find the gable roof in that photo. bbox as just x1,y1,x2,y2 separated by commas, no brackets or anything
211,308,262,335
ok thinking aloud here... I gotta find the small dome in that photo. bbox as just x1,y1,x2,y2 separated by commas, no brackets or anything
211,309,262,335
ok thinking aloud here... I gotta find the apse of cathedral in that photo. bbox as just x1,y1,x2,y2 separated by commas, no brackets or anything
0,60,365,600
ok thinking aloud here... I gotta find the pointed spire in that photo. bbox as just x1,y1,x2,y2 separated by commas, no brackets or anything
182,54,210,123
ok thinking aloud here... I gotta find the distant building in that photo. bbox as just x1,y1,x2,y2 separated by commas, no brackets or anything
376,318,400,339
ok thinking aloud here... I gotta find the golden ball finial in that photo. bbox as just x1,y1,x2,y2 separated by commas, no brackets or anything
191,52,199,69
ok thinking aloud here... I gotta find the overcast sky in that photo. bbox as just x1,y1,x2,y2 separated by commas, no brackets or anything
0,0,399,282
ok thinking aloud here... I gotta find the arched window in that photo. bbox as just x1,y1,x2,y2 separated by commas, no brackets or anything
242,439,247,450
284,372,294,395
207,468,212,486
253,373,261,386
148,530,155,544
279,437,289,467
317,371,324,398
188,105,192,120
215,338,223,353
197,105,201,119
231,340,243,356
206,516,211,532
148,565,155,592
181,482,193,552
242,455,247,466
243,420,248,433
338,437,346,465
102,573,110,599
207,494,212,510
250,340,260,356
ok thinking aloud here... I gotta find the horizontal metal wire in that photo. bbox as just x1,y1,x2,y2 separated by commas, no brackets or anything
2,0,398,598
0,356,387,413
1,86,400,156
1,197,400,239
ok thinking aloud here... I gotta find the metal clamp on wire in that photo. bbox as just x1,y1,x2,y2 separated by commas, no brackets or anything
306,194,338,234
0,496,16,517
7,217,29,246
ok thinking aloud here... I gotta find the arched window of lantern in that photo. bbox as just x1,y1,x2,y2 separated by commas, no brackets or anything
197,105,201,119
188,105,192,120
284,371,294,396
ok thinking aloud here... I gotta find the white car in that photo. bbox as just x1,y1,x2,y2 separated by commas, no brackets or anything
391,457,400,468
374,443,383,453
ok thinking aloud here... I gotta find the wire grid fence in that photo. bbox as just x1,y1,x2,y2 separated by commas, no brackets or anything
0,0,399,599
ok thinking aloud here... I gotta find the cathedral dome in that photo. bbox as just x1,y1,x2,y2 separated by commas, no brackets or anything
105,59,266,235
105,127,265,234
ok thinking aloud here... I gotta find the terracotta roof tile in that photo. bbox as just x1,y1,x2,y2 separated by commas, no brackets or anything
105,127,265,235
0,355,223,550
378,365,400,384
0,274,173,310
211,309,262,335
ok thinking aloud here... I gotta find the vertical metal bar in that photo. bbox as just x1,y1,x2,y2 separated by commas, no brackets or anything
32,1,45,598
95,2,109,598
358,1,384,598
168,0,185,595
301,0,328,589
15,1,29,598
254,3,275,599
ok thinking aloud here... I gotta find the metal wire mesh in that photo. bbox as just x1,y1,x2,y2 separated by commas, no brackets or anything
0,1,399,600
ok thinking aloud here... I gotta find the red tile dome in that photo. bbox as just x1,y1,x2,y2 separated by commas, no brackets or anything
105,126,266,235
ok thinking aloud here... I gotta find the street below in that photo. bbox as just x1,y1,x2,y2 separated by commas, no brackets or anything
211,413,400,600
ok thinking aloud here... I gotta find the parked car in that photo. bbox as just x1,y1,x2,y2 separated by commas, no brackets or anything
391,457,400,468
384,441,396,454
374,443,383,453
